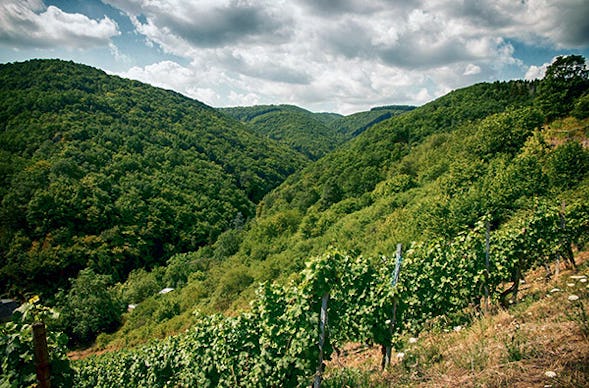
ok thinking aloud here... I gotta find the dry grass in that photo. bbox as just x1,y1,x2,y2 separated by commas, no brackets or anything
325,251,589,387
543,116,589,148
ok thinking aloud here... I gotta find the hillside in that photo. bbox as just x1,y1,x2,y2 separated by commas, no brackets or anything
325,252,589,387
221,104,414,161
98,62,589,350
2,57,589,386
221,104,346,160
207,80,547,295
328,105,415,138
0,59,308,297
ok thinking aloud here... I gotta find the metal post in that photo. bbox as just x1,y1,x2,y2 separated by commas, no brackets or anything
313,292,329,388
383,243,403,369
484,219,490,310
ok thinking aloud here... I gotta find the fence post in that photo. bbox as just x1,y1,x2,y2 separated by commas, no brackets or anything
313,292,330,388
32,322,51,388
383,243,403,369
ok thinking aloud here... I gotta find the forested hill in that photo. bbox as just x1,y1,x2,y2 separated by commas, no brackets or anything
220,104,414,160
327,105,415,138
173,58,588,316
0,59,308,295
220,104,345,160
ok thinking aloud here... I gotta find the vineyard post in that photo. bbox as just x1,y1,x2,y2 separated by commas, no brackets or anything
313,292,329,388
484,219,490,311
383,243,403,369
555,200,566,277
32,321,51,388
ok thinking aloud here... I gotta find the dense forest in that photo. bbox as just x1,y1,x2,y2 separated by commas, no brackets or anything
0,59,309,296
220,104,413,160
2,56,589,386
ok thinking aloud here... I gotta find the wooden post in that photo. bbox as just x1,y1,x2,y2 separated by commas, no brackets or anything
383,243,403,370
313,292,329,388
33,322,51,388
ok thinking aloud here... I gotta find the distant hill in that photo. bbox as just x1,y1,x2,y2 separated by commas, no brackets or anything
0,59,308,295
220,104,346,160
328,105,415,138
221,104,414,160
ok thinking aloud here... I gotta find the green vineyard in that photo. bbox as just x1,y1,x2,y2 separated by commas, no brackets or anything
69,200,587,387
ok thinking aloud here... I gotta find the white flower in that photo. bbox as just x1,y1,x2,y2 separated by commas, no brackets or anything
453,325,462,332
544,371,557,378
396,352,405,360
568,295,579,301
409,337,418,344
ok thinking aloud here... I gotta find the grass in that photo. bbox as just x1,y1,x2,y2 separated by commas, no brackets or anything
324,251,589,387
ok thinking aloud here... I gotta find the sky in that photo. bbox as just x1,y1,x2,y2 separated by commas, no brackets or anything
1,0,588,115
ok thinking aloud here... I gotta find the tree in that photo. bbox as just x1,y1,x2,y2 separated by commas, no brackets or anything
536,55,589,121
56,269,125,345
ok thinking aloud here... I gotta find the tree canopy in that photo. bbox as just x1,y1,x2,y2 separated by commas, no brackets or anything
536,55,589,121
0,59,307,296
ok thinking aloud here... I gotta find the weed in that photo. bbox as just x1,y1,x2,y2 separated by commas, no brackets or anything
503,324,526,362
566,297,589,339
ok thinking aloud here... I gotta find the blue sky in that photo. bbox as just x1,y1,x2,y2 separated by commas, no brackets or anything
1,0,588,114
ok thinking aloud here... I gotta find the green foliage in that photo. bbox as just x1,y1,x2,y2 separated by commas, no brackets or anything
222,104,346,160
209,83,546,310
56,268,125,345
168,76,589,330
328,105,415,138
544,140,589,190
4,57,589,362
536,55,589,121
0,59,308,297
71,200,589,385
0,297,73,387
572,93,589,119
121,268,163,305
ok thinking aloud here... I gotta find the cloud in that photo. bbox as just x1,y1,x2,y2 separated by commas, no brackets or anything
104,0,292,51
120,60,197,95
437,0,589,48
109,42,131,63
21,0,585,114
298,0,390,16
464,63,481,75
0,0,119,49
550,2,589,47
525,63,548,80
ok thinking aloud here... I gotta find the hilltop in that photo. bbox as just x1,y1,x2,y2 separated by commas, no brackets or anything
221,104,414,160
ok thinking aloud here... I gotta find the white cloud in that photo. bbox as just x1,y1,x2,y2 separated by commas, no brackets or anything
120,60,195,93
7,0,586,114
108,0,557,113
525,60,553,80
109,43,131,64
464,64,481,75
0,0,119,49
